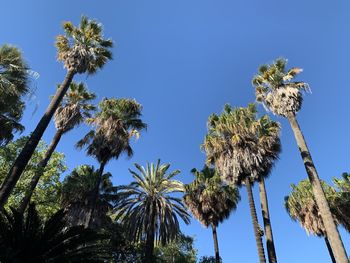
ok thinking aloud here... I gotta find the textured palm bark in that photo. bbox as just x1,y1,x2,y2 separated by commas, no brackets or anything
18,130,63,215
287,114,348,263
325,237,336,263
246,178,266,263
84,161,105,228
259,178,277,263
0,70,75,209
211,224,220,263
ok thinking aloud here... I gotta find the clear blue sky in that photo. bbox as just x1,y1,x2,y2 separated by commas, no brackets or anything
1,0,350,262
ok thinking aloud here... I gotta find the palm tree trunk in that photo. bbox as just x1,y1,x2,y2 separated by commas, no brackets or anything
259,178,277,263
84,161,105,228
287,114,348,263
325,237,336,263
145,205,156,263
0,70,75,209
18,129,64,215
211,224,220,263
245,177,266,263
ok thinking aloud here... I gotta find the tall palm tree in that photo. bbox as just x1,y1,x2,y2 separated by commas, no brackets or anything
183,166,240,263
61,165,117,229
0,204,112,262
284,179,350,263
0,16,113,209
202,104,280,263
77,98,146,228
115,160,190,263
0,44,30,145
252,58,348,262
18,82,96,214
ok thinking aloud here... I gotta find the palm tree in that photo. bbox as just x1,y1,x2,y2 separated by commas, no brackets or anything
0,44,30,145
115,160,190,263
183,166,240,263
202,104,280,263
77,98,146,228
0,204,112,262
252,58,348,262
284,179,350,263
61,165,117,229
18,82,96,214
0,16,113,209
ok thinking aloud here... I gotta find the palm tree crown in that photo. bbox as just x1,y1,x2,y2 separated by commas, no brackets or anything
285,179,338,236
115,160,190,261
202,103,280,185
55,15,113,74
252,58,309,117
56,16,113,74
184,166,240,227
0,44,30,145
54,81,96,133
61,165,117,228
285,179,350,236
76,98,147,165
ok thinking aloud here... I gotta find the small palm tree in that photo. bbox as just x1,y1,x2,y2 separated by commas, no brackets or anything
61,165,117,229
252,58,348,262
203,104,280,263
0,204,112,262
18,82,95,214
184,166,240,263
285,179,350,263
0,16,113,209
0,44,29,145
77,98,146,228
115,160,190,263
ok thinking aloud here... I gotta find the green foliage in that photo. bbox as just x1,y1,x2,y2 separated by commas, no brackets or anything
0,204,112,262
0,136,66,218
199,256,222,263
155,233,197,263
0,44,30,145
109,223,143,263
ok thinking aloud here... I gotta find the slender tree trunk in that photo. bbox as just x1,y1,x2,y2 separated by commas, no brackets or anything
245,177,266,263
287,114,348,263
0,70,75,209
325,237,336,263
144,205,156,263
259,178,277,263
84,161,105,228
18,130,64,215
211,224,220,263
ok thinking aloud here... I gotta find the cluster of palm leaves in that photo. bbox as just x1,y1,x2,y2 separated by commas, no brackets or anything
0,45,29,145
0,13,349,263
